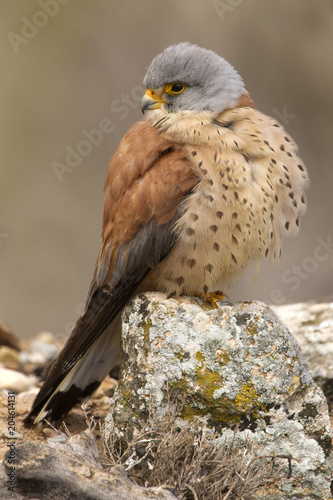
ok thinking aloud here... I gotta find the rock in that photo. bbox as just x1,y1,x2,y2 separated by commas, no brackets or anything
0,346,20,370
2,430,23,440
1,431,178,500
29,340,59,361
0,322,20,351
35,331,56,344
0,368,33,393
272,300,333,385
104,292,333,500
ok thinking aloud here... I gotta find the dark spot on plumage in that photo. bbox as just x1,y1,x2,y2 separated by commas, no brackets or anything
287,152,293,157
289,192,295,199
216,211,223,219
192,150,197,156
207,179,214,186
186,227,195,236
187,259,196,269
175,277,185,286
234,140,239,148
206,195,214,203
265,248,269,257
301,195,306,204
201,168,208,175
232,212,238,219
219,171,225,178
223,184,229,190
285,182,292,188
279,179,284,185
273,123,280,128
168,291,177,298
198,161,203,167
232,235,238,245
292,200,297,208
280,144,285,151
213,242,220,252
210,225,218,233
285,221,290,230
231,253,237,264
296,217,300,227
205,264,213,273
285,136,290,142
271,158,277,165
203,284,208,294
298,164,305,172
222,194,227,201
235,224,241,232
234,191,239,200
243,198,248,205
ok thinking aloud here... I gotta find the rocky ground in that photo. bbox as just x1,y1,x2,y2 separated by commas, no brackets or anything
0,323,117,462
1,298,333,499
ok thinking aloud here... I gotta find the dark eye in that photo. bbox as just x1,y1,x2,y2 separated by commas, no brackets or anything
171,83,184,93
165,82,186,95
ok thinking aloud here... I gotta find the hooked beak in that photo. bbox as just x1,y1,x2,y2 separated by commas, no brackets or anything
141,88,167,114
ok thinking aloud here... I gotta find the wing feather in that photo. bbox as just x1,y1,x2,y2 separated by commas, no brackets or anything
25,120,197,424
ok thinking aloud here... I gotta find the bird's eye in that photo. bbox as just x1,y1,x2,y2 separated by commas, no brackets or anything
165,82,186,95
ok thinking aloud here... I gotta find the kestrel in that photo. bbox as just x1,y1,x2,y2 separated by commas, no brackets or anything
25,43,309,425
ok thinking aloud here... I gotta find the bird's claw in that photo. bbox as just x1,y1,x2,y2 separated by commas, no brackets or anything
206,290,230,312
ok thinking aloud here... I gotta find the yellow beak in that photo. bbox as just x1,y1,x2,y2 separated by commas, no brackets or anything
141,88,167,113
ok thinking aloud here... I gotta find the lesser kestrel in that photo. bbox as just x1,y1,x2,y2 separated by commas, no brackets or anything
25,43,309,425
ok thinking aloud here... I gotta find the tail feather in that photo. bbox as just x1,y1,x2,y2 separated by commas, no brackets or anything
24,287,130,425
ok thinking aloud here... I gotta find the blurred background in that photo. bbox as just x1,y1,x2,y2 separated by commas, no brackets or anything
1,0,332,339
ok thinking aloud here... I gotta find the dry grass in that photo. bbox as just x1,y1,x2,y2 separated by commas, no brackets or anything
98,399,284,500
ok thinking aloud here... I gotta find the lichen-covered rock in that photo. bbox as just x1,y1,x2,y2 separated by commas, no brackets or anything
104,292,333,499
272,300,333,385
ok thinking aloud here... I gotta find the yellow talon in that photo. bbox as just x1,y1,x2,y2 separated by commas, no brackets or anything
206,290,230,312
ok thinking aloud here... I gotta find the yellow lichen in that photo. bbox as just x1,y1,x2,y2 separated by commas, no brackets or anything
234,382,265,417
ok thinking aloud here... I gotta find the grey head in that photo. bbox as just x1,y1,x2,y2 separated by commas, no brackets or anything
142,42,244,114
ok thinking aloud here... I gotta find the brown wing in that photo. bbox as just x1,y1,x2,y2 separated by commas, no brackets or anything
25,120,197,424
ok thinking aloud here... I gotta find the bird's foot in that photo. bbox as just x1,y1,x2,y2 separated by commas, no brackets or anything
205,290,230,312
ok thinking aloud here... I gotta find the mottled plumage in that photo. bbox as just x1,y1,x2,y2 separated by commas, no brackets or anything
25,43,308,425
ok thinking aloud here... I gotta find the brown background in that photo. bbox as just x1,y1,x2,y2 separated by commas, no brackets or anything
1,0,332,339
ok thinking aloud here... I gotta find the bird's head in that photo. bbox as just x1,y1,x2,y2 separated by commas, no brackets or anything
141,42,244,115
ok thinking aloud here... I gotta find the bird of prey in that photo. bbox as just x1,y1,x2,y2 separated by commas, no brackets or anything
25,42,309,425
